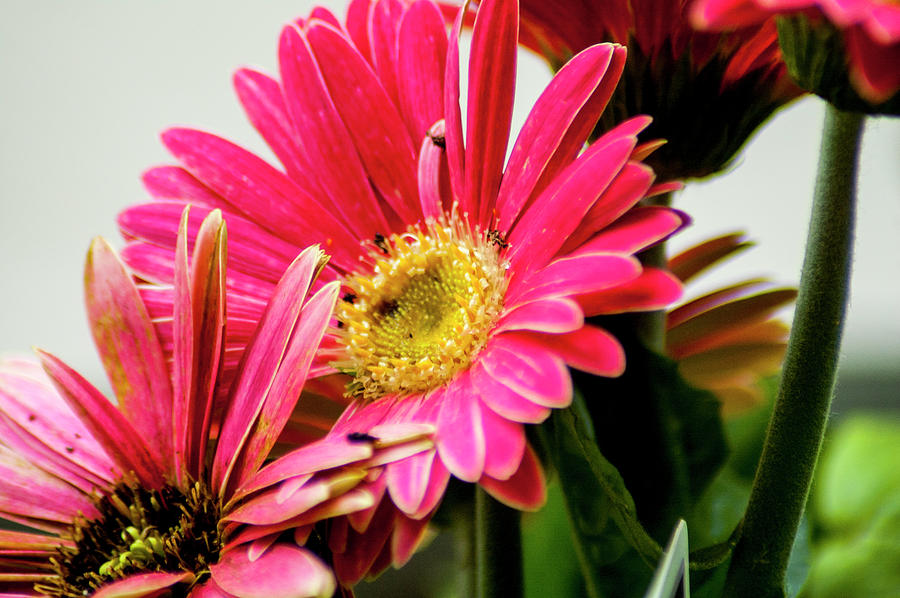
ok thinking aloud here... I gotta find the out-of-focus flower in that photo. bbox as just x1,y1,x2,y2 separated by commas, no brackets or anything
117,0,686,578
0,209,430,597
692,0,900,110
489,0,805,179
666,233,797,416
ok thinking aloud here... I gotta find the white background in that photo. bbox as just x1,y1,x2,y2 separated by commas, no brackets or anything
1,1,898,387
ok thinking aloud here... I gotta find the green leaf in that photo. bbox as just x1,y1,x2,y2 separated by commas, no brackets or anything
574,339,728,540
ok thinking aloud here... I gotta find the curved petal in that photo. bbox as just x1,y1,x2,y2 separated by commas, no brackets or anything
495,297,584,334
85,238,174,473
479,338,572,409
397,0,449,141
479,443,546,511
435,374,486,482
469,363,551,424
92,571,194,598
210,543,336,598
578,267,684,316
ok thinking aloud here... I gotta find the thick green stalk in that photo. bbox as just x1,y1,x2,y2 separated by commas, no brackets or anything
724,105,864,597
475,487,523,598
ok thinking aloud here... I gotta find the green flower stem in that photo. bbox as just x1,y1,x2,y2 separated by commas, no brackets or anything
724,105,864,598
475,487,523,598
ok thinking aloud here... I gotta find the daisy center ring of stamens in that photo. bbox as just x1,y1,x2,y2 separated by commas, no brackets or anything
335,215,508,400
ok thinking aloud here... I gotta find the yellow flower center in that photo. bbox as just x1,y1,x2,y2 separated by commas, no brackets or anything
335,214,508,400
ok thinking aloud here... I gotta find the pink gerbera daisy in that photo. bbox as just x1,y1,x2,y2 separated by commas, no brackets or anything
117,0,685,567
0,209,430,597
692,0,900,104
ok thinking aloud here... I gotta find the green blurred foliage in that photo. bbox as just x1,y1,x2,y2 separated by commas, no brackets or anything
800,414,900,598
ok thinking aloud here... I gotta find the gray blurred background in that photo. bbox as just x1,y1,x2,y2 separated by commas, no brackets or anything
1,2,897,402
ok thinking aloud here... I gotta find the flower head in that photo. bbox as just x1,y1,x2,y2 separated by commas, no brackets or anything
118,0,685,577
0,209,430,597
692,0,900,109
666,233,797,416
499,0,804,179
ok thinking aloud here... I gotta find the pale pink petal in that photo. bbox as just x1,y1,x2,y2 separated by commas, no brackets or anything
84,238,174,474
578,267,684,315
417,121,452,221
385,448,436,514
497,43,625,230
92,571,194,598
480,404,526,481
411,454,451,519
479,444,547,511
210,543,336,598
397,0,449,141
464,0,518,226
36,350,165,488
469,363,551,424
495,297,584,334
480,338,572,409
190,578,239,598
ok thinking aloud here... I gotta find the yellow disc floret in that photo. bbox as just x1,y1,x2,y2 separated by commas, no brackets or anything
335,213,508,400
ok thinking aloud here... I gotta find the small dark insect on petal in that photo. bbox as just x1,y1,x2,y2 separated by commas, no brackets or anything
347,432,378,443
342,292,357,304
428,129,446,149
373,233,390,255
487,229,509,249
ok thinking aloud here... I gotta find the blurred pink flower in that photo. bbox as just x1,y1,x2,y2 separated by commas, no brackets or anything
117,0,685,578
0,209,429,597
472,0,804,179
692,0,900,104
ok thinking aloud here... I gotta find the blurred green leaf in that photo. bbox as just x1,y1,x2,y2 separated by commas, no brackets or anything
522,483,584,598
801,414,900,598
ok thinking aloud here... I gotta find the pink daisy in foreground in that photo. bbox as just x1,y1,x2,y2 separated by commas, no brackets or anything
118,0,685,561
0,209,430,597
692,0,900,105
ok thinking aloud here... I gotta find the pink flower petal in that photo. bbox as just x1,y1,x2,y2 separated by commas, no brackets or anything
370,0,406,107
495,297,584,334
464,0,518,226
306,22,420,223
479,443,547,511
345,0,374,64
397,0,449,141
385,448,436,514
578,267,684,316
391,514,430,566
411,454,450,519
211,247,327,496
161,128,360,271
436,377,486,482
507,252,641,306
233,68,317,189
210,543,336,598
36,350,165,489
505,327,626,377
480,338,572,409
443,4,467,201
417,121,452,221
92,571,194,598
568,206,686,257
84,238,174,474
505,133,637,277
141,166,227,208
469,363,551,424
497,43,626,230
480,404,526,481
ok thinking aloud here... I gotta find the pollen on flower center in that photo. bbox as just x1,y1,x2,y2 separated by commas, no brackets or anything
335,214,508,400
39,479,221,598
